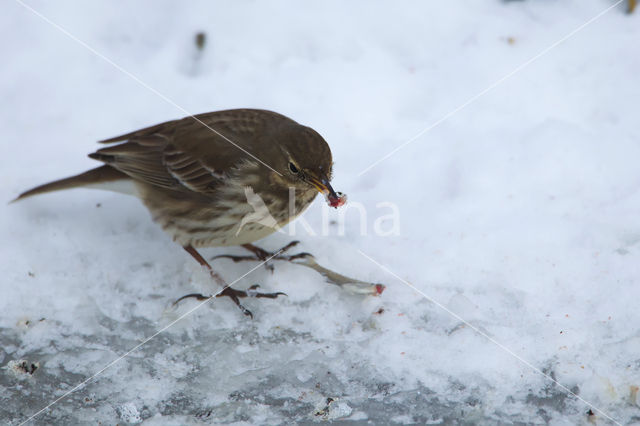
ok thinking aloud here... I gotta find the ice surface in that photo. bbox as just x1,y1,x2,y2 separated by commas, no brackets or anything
2,0,640,424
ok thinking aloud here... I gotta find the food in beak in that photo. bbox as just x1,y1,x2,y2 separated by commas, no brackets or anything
326,191,347,208
311,176,347,209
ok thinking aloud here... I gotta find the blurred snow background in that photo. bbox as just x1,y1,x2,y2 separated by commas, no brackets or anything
2,0,640,424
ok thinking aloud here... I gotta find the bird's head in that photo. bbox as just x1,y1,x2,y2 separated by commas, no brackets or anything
273,124,346,208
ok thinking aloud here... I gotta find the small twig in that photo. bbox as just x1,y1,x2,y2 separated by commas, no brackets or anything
290,254,385,296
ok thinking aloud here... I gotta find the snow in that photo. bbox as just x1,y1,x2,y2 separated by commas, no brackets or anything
2,0,640,424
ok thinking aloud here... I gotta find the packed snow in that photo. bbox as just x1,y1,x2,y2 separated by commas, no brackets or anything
2,0,640,424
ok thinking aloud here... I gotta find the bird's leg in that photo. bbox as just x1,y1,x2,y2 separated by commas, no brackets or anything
211,241,310,272
211,243,386,296
175,245,287,318
242,241,302,260
183,245,226,286
629,0,637,14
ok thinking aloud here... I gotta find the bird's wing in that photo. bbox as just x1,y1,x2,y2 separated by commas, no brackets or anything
90,109,291,193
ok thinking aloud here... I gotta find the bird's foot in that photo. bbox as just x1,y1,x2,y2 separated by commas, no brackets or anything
212,241,310,272
172,285,286,318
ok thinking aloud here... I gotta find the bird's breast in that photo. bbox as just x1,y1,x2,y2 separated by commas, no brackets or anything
136,172,318,248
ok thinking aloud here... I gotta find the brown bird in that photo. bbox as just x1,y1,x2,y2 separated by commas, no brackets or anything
14,109,349,317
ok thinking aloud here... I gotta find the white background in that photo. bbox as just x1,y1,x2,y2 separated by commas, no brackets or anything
1,1,639,424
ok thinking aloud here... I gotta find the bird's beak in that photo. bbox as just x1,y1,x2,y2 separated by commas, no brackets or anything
306,174,347,208
306,174,338,198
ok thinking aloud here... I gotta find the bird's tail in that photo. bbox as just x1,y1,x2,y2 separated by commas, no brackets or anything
11,165,131,203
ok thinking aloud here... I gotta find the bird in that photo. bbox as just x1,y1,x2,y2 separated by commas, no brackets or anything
14,109,347,317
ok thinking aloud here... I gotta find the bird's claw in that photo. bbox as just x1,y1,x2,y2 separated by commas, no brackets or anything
172,285,286,319
246,284,287,298
211,241,306,272
172,292,211,306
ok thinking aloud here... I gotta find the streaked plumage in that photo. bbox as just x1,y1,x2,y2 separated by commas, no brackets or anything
16,109,334,247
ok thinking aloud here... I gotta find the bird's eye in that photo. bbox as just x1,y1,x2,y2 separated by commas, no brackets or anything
288,162,299,174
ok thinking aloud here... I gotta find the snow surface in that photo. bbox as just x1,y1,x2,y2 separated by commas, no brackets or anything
2,0,640,424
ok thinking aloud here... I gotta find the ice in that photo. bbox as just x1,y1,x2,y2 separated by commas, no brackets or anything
2,0,640,424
